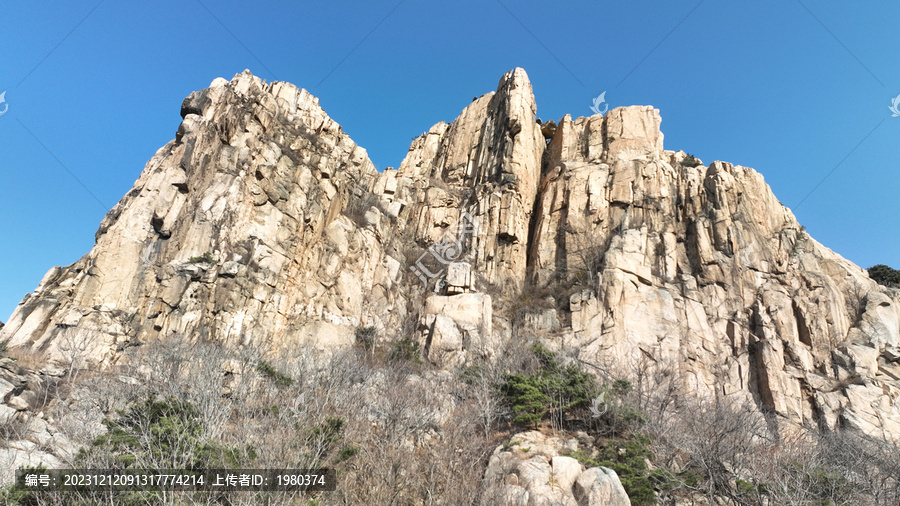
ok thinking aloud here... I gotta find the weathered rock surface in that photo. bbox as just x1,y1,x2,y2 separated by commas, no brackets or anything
0,358,74,484
527,110,900,440
2,67,899,444
1,71,407,364
484,431,631,505
421,292,494,367
393,68,545,293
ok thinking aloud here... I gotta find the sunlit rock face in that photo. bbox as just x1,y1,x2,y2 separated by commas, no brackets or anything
1,71,406,361
3,68,899,442
529,105,900,440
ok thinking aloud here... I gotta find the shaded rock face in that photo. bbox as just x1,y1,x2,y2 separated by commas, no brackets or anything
2,68,900,441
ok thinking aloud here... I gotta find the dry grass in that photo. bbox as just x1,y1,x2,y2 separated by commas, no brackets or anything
3,346,48,371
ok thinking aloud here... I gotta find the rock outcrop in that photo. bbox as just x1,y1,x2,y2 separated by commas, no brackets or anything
484,431,631,506
0,359,74,484
2,68,899,444
1,72,407,362
394,68,545,293
525,109,900,440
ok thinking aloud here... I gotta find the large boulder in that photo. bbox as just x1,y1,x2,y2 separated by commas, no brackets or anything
484,431,631,506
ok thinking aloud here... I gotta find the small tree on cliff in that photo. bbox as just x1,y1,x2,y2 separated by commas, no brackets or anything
868,264,900,287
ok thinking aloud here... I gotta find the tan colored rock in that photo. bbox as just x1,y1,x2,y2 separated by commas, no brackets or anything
574,467,632,506
397,68,545,293
421,293,493,366
1,71,406,365
484,432,631,506
0,444,63,486
2,68,900,446
551,456,583,494
445,262,474,294
0,359,76,486
526,106,900,440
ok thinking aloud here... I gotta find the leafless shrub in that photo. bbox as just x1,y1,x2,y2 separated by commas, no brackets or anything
55,370,125,445
571,353,900,505
563,223,613,296
664,395,770,503
30,375,65,413
334,367,495,505
0,413,30,443
846,281,870,331
343,177,390,229
56,330,93,385
44,327,900,505
753,430,900,506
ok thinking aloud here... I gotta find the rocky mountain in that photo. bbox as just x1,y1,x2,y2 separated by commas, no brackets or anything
2,68,899,488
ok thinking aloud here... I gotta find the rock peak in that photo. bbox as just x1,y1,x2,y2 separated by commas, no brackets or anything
497,67,534,94
2,69,899,446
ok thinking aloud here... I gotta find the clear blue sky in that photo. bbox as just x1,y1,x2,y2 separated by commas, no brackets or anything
1,1,898,321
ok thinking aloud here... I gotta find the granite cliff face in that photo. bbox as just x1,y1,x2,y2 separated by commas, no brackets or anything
3,72,406,359
2,68,899,445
